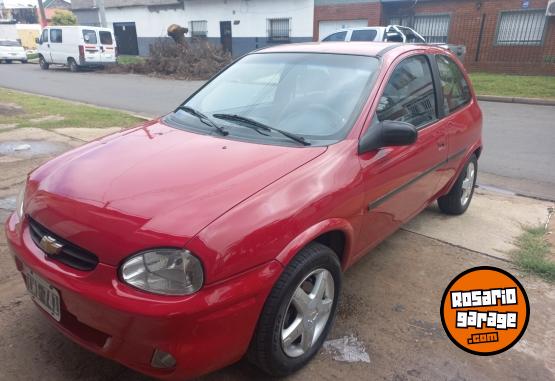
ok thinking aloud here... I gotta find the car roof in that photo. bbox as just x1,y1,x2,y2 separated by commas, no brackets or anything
256,41,432,57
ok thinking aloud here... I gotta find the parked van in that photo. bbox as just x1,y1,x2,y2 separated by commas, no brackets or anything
37,26,117,72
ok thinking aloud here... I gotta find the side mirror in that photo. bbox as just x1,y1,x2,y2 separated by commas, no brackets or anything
35,37,40,44
358,120,418,154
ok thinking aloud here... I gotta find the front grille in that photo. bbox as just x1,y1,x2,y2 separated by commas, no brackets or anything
28,218,99,271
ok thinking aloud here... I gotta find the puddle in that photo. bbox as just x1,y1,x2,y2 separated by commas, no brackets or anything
323,335,371,363
0,140,68,158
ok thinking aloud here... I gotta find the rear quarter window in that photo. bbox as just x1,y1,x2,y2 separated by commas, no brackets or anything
99,31,113,45
82,30,97,44
436,55,471,114
323,31,347,42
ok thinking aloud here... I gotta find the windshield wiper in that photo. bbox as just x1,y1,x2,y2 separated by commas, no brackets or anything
213,114,310,146
175,106,228,136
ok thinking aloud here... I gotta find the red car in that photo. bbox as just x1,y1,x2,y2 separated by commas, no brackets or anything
5,42,482,379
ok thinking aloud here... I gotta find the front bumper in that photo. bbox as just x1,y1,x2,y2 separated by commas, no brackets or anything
5,213,282,380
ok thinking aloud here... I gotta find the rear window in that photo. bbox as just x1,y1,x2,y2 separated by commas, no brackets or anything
0,40,21,46
351,30,377,41
82,30,97,44
99,31,113,45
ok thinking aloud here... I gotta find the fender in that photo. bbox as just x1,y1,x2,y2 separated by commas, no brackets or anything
439,140,483,196
275,218,356,271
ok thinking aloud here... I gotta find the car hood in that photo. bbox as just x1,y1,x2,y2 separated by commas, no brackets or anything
26,121,326,266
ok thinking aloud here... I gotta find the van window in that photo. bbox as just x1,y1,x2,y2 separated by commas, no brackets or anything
351,29,377,41
40,29,49,43
99,31,113,45
377,55,437,128
323,31,347,42
50,29,62,43
83,30,98,44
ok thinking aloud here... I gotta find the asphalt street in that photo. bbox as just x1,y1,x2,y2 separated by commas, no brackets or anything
1,63,554,200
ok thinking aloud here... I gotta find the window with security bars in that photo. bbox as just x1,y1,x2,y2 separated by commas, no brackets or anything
267,18,290,42
496,10,546,45
413,14,451,43
190,20,208,38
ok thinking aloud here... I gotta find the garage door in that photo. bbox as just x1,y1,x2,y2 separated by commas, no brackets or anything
318,19,368,41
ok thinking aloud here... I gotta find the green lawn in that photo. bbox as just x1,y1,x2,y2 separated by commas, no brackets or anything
117,55,145,65
512,226,555,282
469,73,555,100
0,88,143,129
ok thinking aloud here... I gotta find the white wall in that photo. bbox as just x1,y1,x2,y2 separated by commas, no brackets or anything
104,0,314,38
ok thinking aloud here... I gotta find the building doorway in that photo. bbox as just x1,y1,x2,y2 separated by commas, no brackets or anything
113,22,139,55
220,21,232,54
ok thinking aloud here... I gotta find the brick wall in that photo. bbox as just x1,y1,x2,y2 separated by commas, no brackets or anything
383,0,555,75
314,1,382,41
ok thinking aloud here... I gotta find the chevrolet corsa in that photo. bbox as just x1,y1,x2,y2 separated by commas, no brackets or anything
5,42,482,379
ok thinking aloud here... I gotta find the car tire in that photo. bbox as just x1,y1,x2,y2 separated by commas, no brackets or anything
248,242,341,377
21,60,28,64
68,58,79,72
39,56,49,70
438,154,478,215
5,59,12,64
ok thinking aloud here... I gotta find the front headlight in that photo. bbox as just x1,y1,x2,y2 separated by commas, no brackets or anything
15,182,26,219
120,249,204,295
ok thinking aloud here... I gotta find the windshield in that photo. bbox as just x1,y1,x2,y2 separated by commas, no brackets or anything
0,40,21,47
167,52,379,146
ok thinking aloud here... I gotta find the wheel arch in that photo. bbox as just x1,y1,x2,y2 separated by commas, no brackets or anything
275,219,354,271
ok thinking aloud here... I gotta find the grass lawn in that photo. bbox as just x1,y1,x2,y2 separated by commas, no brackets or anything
26,52,39,60
469,73,555,100
117,55,145,65
0,87,143,129
512,225,555,282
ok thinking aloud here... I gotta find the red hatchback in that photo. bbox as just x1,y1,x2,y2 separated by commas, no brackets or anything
5,42,482,379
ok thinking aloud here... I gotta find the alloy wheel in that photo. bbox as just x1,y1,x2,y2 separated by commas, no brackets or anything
461,161,476,206
281,268,335,358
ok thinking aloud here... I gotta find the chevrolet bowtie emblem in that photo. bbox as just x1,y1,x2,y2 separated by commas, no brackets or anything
39,235,63,256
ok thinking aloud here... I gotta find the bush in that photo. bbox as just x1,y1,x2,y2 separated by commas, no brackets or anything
108,39,232,80
50,10,77,26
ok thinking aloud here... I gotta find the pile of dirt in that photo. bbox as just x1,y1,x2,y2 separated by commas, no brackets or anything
107,39,232,80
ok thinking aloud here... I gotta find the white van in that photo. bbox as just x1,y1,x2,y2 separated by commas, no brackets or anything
37,26,117,72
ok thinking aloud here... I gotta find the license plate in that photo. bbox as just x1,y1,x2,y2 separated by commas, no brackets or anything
24,270,61,321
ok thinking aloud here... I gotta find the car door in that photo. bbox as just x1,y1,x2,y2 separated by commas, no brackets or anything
355,54,448,256
82,29,101,63
98,30,116,63
435,54,478,182
38,29,51,62
49,28,63,63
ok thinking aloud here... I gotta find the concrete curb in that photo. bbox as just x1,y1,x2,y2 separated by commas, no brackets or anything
477,95,555,106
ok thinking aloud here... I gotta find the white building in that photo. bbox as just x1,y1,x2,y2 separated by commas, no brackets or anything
72,0,314,57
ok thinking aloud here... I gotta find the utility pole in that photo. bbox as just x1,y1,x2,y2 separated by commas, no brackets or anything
96,0,107,27
37,0,47,27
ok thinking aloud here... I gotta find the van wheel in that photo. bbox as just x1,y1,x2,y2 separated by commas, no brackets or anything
39,56,49,70
68,58,79,72
248,242,341,376
438,154,478,215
